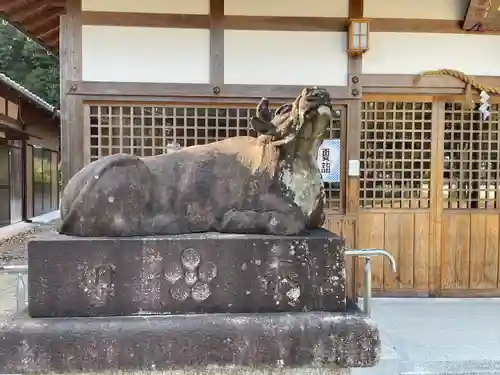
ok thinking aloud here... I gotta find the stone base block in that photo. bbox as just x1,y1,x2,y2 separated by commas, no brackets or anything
28,229,345,318
0,311,380,374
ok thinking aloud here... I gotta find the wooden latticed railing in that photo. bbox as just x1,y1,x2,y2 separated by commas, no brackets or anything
360,101,432,209
86,103,345,210
443,102,500,210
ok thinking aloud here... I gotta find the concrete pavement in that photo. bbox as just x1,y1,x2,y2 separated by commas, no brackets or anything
362,297,500,375
0,210,60,316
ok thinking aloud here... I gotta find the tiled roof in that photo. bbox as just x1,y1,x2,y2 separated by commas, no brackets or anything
0,72,60,118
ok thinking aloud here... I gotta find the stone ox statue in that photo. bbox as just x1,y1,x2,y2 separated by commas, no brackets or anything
60,87,333,237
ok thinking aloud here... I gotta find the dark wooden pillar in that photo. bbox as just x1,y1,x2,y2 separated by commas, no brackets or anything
209,0,224,85
21,137,28,221
59,0,83,188
345,0,364,302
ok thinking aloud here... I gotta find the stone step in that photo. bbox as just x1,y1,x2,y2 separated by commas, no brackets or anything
351,331,400,375
0,311,379,374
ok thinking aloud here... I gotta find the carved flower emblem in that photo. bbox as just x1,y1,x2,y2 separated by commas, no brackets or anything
164,248,217,302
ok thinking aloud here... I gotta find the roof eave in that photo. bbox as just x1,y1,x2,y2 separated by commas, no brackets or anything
0,73,60,119
0,12,59,57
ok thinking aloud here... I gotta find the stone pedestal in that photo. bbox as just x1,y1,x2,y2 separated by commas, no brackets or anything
28,229,345,318
0,229,382,374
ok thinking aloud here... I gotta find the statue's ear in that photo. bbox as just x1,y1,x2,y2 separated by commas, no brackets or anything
275,104,293,117
250,117,280,136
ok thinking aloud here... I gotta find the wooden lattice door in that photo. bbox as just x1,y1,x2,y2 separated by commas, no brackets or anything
357,98,433,295
440,101,500,294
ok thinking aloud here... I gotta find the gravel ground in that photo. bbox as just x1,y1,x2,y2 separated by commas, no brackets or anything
0,222,59,264
0,220,59,315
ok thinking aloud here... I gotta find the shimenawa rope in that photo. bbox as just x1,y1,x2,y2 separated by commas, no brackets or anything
413,69,500,109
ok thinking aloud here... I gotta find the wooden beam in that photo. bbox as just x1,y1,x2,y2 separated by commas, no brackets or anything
363,73,500,94
79,11,500,35
81,12,347,31
371,18,464,33
24,9,62,30
346,0,363,302
66,81,352,101
0,113,22,131
209,0,224,85
349,0,363,20
59,0,83,186
0,0,39,13
428,101,445,296
10,1,47,22
38,25,59,41
82,11,209,29
222,16,347,31
31,16,59,34
45,27,60,45
0,0,64,11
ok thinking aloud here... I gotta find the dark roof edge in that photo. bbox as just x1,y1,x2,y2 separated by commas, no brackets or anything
0,73,60,119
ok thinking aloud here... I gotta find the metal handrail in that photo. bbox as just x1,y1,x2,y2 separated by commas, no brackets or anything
0,265,28,274
0,264,28,312
344,249,397,317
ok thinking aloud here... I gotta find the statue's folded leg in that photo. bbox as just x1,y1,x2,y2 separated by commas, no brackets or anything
217,195,306,236
144,213,183,235
60,154,154,237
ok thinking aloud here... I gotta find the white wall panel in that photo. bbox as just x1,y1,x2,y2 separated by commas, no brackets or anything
82,26,210,83
224,31,348,86
82,0,209,15
363,33,500,76
364,0,468,20
224,0,349,17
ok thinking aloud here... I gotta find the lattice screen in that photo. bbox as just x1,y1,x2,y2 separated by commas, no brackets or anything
443,102,499,209
88,106,259,157
87,104,344,210
360,101,432,209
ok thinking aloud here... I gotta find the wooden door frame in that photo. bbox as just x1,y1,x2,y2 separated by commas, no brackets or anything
429,100,444,296
351,94,441,297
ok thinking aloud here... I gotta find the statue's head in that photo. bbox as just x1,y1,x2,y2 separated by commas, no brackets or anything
250,87,333,148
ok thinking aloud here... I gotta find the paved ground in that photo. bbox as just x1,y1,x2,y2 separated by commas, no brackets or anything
0,211,59,316
370,298,500,375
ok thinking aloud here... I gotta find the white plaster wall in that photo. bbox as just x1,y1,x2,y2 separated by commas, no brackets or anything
82,26,210,83
224,31,347,86
363,33,500,76
224,0,349,17
364,0,469,20
82,0,209,14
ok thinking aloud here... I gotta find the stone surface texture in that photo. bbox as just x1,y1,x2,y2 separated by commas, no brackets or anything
36,370,350,375
59,88,334,237
28,230,345,318
0,311,380,373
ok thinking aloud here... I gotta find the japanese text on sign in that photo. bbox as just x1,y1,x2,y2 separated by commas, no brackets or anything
316,139,340,183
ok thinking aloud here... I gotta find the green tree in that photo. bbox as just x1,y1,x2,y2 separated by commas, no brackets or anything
0,22,59,105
